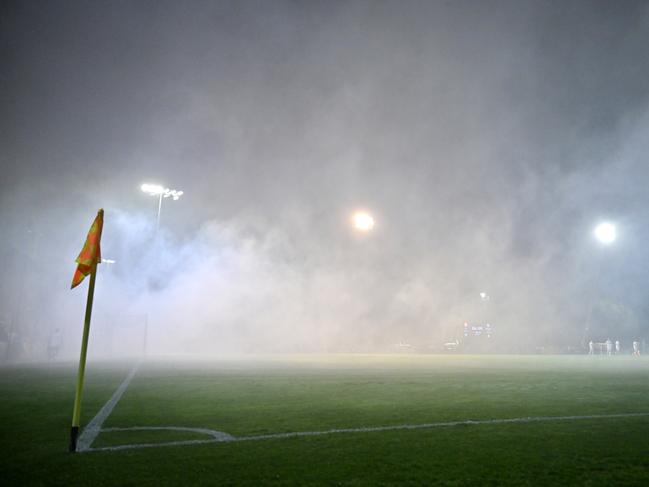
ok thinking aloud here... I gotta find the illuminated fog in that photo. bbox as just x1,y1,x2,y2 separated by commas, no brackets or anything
2,1,649,360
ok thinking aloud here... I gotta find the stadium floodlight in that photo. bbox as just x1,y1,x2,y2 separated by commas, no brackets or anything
140,182,184,230
582,221,618,347
479,292,490,301
352,211,375,232
594,222,616,245
140,183,164,195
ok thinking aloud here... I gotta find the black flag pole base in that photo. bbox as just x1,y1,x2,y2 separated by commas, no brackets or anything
69,426,79,453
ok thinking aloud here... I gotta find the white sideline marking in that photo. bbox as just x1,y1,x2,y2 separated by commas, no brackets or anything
85,412,649,452
77,362,140,452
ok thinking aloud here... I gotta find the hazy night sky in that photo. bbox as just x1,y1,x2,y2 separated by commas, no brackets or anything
2,1,649,356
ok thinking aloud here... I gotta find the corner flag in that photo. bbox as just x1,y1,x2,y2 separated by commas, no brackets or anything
69,209,104,452
71,209,104,288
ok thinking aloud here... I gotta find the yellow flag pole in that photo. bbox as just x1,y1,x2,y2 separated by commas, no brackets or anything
69,264,98,453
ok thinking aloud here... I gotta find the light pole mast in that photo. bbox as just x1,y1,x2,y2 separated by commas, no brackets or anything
583,221,617,349
156,193,163,232
139,183,184,357
140,183,184,233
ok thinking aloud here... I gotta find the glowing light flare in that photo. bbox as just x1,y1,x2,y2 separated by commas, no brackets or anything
594,222,616,245
141,183,165,195
166,189,184,200
352,211,375,232
141,183,184,200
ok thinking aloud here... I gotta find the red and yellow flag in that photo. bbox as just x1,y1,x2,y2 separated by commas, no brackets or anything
71,209,104,289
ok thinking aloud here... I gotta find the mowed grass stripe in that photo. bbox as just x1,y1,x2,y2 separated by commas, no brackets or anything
87,412,649,452
34,417,649,485
105,355,649,437
2,355,648,486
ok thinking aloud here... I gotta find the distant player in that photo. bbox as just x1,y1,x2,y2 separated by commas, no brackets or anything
632,340,640,356
615,340,620,355
606,339,612,356
588,340,594,355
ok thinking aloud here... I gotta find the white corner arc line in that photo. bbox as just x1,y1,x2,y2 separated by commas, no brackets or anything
77,362,141,452
85,411,649,453
102,426,234,441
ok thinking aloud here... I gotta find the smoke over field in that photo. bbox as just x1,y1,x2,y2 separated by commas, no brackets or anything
2,1,649,359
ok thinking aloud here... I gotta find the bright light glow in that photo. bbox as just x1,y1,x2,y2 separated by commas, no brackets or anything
594,222,616,244
141,183,184,200
166,189,183,200
141,183,165,195
352,211,375,232
479,292,489,300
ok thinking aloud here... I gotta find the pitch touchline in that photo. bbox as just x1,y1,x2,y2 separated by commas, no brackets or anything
85,412,649,452
77,362,140,452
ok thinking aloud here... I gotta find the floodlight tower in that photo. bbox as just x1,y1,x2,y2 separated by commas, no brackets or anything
594,222,616,245
479,292,493,339
139,183,183,357
583,221,617,348
140,183,184,231
351,210,375,232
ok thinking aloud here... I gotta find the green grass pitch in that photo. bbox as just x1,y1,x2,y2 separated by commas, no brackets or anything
2,354,649,485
